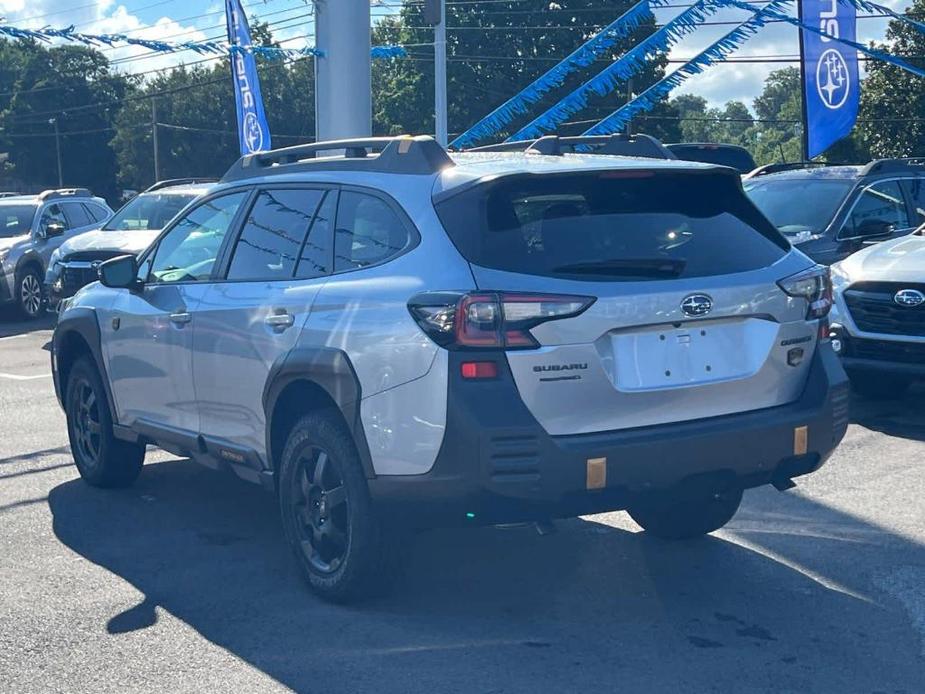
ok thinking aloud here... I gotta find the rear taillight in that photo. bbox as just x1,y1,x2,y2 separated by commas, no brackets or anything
778,265,832,320
408,291,595,350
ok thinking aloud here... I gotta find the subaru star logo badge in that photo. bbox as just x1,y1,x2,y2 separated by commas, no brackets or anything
817,49,850,110
894,288,925,307
681,294,713,317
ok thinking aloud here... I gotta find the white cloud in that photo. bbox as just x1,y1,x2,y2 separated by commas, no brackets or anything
0,1,219,77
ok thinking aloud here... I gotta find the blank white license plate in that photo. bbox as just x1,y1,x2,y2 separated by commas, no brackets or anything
609,318,776,391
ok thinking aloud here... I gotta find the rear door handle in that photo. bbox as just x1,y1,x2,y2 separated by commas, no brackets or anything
265,311,294,331
169,311,192,326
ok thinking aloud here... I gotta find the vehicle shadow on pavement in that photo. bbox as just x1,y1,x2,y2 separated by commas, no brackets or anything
849,384,925,442
0,308,54,337
48,457,925,693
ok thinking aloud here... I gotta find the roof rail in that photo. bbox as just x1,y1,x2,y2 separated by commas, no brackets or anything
466,133,675,159
144,178,218,193
222,135,455,181
465,140,538,153
743,161,832,180
38,188,93,201
860,157,925,176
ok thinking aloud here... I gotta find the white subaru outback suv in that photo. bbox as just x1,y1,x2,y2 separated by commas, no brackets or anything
52,136,849,601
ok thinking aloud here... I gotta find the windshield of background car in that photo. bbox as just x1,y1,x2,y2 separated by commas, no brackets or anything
435,171,789,281
744,178,853,235
0,204,36,238
103,192,198,231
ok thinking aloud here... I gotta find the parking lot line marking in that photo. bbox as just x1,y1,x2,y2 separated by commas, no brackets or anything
0,372,51,381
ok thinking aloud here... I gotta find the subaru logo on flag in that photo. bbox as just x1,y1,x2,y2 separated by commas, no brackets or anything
226,0,272,156
800,0,859,158
817,49,850,109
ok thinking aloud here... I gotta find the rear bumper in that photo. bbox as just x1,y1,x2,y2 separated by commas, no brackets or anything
369,346,849,526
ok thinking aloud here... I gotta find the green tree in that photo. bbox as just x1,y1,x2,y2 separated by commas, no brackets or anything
0,42,133,200
371,0,669,144
857,0,925,157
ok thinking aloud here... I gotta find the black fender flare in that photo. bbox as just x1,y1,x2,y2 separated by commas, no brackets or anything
52,307,118,423
14,249,45,280
263,347,375,478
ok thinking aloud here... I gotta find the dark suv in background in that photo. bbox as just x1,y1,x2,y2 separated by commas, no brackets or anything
744,159,925,265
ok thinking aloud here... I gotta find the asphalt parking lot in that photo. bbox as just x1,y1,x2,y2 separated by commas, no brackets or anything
0,313,923,694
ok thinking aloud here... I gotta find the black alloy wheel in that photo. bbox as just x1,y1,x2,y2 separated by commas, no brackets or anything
291,446,351,575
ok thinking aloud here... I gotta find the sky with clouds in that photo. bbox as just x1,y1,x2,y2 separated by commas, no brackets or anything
0,0,914,113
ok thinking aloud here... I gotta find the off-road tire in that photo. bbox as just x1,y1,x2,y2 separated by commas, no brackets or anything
278,410,401,602
628,487,743,540
65,357,145,488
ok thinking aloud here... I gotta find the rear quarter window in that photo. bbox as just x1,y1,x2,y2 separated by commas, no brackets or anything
435,171,788,281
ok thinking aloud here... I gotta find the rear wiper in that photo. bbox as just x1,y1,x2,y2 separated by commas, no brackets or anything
552,258,686,278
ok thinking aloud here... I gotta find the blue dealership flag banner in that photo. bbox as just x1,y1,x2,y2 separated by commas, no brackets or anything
226,0,272,155
800,0,859,158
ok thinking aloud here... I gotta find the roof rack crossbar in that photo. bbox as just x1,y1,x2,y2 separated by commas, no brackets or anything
222,136,454,181
861,157,925,176
144,178,218,192
465,133,675,160
743,161,833,179
38,188,93,201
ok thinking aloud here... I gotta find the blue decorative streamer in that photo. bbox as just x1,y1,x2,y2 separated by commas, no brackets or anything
585,0,795,136
716,0,925,78
507,0,727,142
0,22,407,60
450,0,667,149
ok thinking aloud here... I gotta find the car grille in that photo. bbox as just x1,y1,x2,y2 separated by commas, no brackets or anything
844,282,925,336
61,265,100,292
849,337,925,364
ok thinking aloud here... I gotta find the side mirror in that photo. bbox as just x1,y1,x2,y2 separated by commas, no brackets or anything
855,219,894,240
99,255,140,290
44,221,66,239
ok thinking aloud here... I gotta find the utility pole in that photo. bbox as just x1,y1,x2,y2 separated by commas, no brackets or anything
151,97,161,181
433,0,448,145
49,118,63,187
314,0,371,141
796,6,809,162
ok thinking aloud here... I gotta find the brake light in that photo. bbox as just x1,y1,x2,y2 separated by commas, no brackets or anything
777,265,832,320
408,291,595,350
460,361,498,379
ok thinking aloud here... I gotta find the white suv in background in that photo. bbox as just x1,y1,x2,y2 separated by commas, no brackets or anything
52,136,849,601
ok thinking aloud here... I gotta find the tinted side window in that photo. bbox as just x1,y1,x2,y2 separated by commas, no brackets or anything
83,203,108,223
226,189,324,281
295,191,336,279
843,180,910,237
143,192,247,284
62,202,91,228
40,204,68,231
334,192,410,272
902,178,925,225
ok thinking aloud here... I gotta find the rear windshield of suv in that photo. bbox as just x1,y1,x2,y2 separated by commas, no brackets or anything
435,171,788,281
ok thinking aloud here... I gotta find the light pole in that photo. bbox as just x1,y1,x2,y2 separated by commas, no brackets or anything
49,118,63,187
434,0,447,145
314,0,372,141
